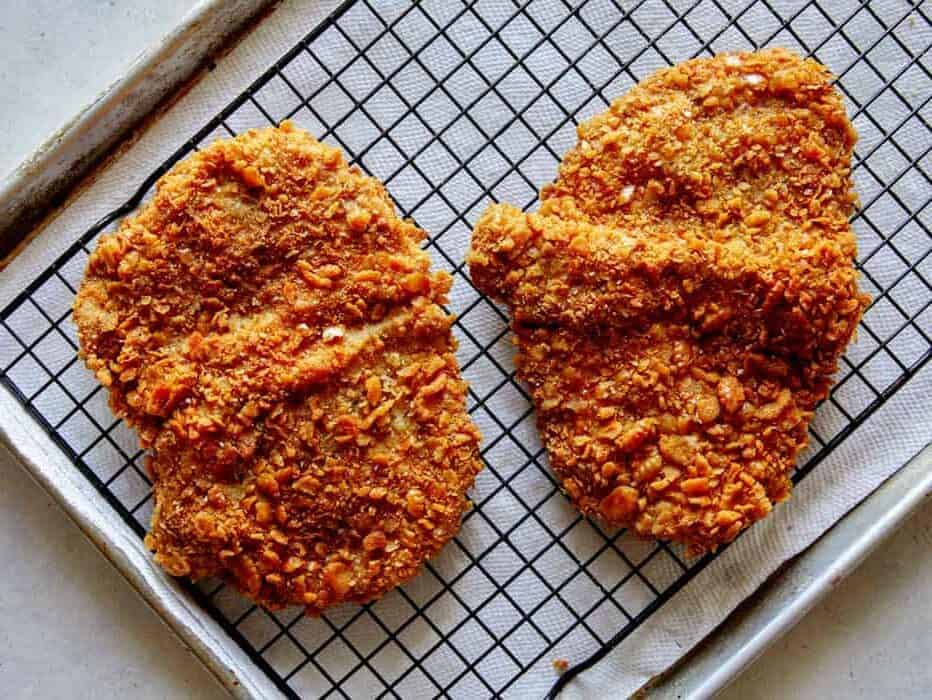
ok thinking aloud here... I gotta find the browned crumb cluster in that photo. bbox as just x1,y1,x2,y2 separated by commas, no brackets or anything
552,658,570,674
74,122,482,612
469,49,867,552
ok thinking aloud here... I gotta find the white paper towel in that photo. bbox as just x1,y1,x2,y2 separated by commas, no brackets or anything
1,0,929,697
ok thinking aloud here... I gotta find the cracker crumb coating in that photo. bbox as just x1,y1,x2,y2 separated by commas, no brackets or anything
74,122,482,611
469,49,867,552
471,204,862,368
542,48,859,237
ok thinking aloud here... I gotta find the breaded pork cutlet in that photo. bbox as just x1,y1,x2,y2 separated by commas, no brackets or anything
469,49,867,552
74,122,482,611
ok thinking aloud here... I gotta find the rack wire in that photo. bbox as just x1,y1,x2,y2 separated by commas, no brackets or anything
1,0,930,697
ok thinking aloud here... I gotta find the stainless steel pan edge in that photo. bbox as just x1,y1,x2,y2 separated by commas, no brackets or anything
0,2,284,695
648,441,932,699
0,0,276,264
0,385,282,699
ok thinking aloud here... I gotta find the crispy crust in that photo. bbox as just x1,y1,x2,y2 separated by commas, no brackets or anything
542,48,859,236
74,123,482,611
471,204,863,367
469,49,867,552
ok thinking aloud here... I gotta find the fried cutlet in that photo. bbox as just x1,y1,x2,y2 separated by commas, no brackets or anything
74,122,482,611
542,48,858,237
469,49,867,551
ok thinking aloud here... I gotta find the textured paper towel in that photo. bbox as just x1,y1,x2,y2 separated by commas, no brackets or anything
1,0,929,697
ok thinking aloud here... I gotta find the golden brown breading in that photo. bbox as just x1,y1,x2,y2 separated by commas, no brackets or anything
148,299,480,610
471,204,862,368
74,122,482,611
542,48,859,238
469,49,867,551
510,323,806,548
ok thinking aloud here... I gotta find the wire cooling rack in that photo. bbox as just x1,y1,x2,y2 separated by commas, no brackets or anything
1,0,930,697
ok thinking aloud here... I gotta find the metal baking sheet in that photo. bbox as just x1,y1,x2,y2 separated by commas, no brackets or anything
0,0,276,264
650,441,932,699
1,1,930,698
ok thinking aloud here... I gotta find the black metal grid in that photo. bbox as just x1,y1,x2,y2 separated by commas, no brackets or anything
1,0,930,697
